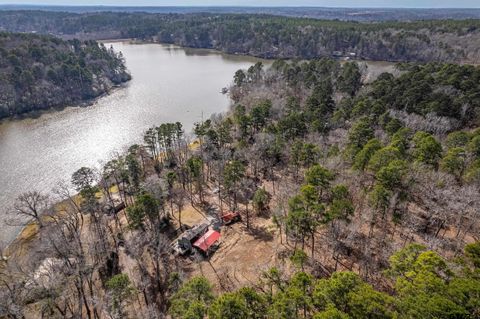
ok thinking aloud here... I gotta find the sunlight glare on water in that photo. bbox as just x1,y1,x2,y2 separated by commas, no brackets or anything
0,42,264,245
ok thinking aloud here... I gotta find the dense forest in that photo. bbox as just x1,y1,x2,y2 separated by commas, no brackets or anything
0,32,130,118
2,11,480,63
1,56,479,318
3,6,480,21
171,245,479,319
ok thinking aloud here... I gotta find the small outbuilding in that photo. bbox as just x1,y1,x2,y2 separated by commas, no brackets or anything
171,222,209,255
221,211,241,225
193,229,221,255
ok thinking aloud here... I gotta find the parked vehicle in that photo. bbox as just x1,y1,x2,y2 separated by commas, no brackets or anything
221,211,241,225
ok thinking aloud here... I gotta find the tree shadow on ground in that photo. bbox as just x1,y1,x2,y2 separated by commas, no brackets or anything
247,225,274,242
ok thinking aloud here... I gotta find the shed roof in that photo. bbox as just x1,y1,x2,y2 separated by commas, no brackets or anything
221,211,239,222
193,229,221,252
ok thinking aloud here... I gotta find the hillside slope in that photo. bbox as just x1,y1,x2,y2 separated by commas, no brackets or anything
0,32,131,118
1,59,479,318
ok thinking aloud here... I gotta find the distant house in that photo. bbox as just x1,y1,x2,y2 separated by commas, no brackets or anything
332,50,343,57
193,229,221,255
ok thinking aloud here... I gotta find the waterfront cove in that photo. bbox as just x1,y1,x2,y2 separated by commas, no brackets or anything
0,41,264,245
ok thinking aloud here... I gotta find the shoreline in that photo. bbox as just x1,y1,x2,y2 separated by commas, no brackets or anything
2,195,76,261
0,42,396,251
102,38,274,64
3,139,201,259
0,82,129,249
0,39,396,257
99,38,479,66
0,79,133,250
0,82,130,126
0,41,246,251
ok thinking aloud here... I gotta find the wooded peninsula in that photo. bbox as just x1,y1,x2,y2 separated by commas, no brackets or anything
0,32,130,118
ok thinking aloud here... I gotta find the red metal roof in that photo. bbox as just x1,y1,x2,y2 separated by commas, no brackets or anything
193,229,221,252
221,212,239,222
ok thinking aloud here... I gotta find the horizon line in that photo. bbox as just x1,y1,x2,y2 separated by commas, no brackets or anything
1,4,480,9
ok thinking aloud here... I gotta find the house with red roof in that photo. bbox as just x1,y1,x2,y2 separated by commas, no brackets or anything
193,229,221,255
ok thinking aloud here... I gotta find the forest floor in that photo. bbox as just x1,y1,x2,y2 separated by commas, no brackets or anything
161,176,301,292
188,216,283,292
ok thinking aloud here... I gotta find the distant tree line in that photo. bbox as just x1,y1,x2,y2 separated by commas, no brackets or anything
1,11,480,63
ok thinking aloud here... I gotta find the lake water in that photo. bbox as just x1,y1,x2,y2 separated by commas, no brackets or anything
0,42,264,245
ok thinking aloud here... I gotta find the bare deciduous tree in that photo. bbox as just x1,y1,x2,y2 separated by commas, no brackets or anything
8,191,50,228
